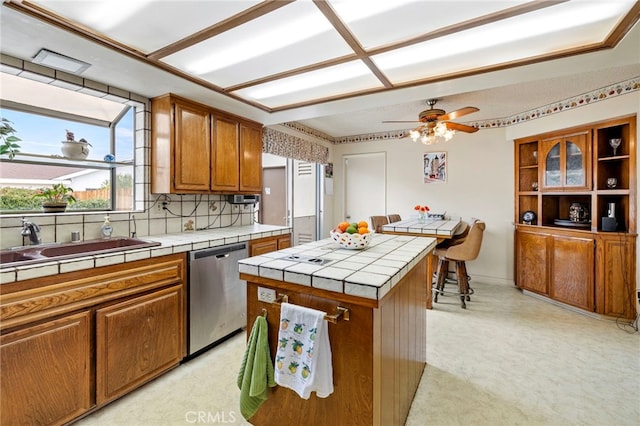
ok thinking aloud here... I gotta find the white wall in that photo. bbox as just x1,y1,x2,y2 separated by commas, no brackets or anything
331,94,640,287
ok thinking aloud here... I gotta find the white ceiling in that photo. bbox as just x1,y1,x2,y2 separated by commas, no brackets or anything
1,0,639,139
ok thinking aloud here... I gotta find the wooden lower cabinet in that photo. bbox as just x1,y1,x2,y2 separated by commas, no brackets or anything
242,255,427,425
549,234,594,311
249,234,292,256
1,311,91,425
516,230,549,295
515,227,636,318
595,233,637,318
0,254,186,425
96,284,184,404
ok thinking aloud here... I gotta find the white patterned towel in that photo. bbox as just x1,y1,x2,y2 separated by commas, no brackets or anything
274,302,334,399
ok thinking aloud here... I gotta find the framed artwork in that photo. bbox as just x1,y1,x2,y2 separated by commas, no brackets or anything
423,152,447,183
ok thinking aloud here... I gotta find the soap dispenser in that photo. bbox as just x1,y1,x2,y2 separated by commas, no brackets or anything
101,215,113,239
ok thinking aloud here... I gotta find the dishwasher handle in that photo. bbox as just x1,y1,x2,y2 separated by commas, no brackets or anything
190,242,247,261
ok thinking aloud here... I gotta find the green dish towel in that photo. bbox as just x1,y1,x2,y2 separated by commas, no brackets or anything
237,315,275,420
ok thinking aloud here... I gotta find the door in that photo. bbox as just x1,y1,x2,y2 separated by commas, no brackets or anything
550,235,594,311
261,166,287,226
344,153,386,224
293,159,317,245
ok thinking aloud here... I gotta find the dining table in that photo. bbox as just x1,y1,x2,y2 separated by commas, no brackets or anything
381,217,462,308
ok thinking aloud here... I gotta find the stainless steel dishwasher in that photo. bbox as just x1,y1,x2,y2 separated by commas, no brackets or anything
187,242,248,358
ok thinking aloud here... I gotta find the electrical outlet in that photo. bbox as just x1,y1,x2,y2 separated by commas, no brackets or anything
210,201,217,212
257,287,276,303
232,204,240,212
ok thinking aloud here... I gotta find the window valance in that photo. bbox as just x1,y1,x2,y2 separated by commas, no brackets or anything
262,127,328,164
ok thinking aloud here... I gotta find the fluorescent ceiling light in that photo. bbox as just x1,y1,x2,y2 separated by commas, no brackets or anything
32,49,91,74
239,61,371,100
187,8,332,75
374,1,631,71
329,0,418,22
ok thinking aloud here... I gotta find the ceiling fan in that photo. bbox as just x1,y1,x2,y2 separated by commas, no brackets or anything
383,99,479,144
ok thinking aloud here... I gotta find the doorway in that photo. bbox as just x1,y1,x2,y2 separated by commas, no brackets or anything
261,166,287,226
260,154,321,245
343,152,386,224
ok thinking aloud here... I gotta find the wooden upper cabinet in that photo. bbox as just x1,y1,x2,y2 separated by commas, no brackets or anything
174,100,211,192
240,123,263,193
211,116,240,192
152,94,263,194
540,132,591,191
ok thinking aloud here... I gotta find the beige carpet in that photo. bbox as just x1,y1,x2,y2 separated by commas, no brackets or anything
76,282,639,426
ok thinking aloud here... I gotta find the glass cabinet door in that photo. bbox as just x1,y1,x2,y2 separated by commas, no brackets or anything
565,140,584,186
540,133,590,191
544,142,561,187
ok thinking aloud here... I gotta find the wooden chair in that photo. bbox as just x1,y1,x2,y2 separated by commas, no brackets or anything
387,214,402,223
369,216,389,233
433,220,485,308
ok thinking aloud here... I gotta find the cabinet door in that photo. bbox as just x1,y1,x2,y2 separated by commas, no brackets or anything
174,101,211,191
277,234,292,250
239,123,263,193
541,134,590,191
515,230,549,294
96,285,184,405
250,238,278,256
596,235,636,318
211,116,240,191
1,311,92,425
550,235,594,311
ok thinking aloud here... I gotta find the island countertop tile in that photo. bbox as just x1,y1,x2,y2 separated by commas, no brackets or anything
239,233,436,300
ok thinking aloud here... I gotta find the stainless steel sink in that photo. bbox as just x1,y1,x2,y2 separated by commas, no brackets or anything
0,237,161,268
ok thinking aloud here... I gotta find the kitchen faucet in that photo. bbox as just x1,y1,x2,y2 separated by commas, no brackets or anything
21,219,42,245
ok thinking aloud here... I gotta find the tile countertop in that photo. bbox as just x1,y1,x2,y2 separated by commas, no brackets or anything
239,233,437,301
0,224,291,284
381,218,461,236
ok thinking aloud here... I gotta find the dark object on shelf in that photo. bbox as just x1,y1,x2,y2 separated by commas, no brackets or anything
569,202,589,222
522,210,536,225
553,219,590,228
602,217,618,232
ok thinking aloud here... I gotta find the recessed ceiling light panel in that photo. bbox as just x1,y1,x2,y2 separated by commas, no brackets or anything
32,48,91,74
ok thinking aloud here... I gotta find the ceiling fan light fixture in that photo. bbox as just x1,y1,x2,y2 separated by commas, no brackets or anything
444,129,455,141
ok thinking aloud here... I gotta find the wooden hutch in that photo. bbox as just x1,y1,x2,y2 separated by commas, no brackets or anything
514,115,637,319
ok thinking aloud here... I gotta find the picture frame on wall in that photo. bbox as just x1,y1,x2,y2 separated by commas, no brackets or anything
423,152,447,183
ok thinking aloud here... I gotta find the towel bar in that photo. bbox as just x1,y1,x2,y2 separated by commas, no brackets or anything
271,293,350,324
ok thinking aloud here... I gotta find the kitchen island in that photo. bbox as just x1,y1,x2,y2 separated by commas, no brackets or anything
239,233,437,426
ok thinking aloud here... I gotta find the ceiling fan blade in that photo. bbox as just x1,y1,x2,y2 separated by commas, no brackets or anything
445,122,478,133
382,120,422,123
438,107,479,121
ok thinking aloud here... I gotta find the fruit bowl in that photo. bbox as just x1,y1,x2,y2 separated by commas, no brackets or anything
330,229,372,249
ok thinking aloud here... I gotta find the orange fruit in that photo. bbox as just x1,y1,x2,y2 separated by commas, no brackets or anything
338,221,349,232
357,221,368,229
358,227,369,234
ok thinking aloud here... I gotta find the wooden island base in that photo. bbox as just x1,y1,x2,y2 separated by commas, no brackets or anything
242,256,428,426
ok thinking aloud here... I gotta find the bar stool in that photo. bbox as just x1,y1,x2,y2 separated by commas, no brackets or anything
433,220,485,308
369,216,389,233
387,214,402,223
